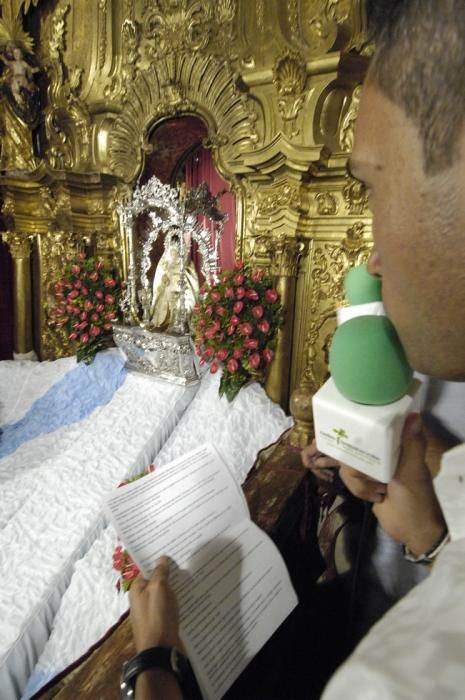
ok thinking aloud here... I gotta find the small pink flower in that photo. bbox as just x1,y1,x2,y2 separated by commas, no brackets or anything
68,289,79,299
217,348,229,361
216,305,226,317
106,311,116,320
74,279,82,289
80,312,87,321
205,305,213,316
96,303,105,313
235,287,246,299
91,313,99,322
204,327,217,340
265,288,278,303
227,324,236,336
251,305,264,319
71,265,81,275
68,332,78,340
203,346,215,359
73,306,81,315
105,294,115,305
227,358,239,373
224,287,234,298
80,333,89,344
230,315,240,326
90,325,101,337
252,270,264,282
54,281,65,291
239,322,253,336
245,289,259,301
122,563,140,581
104,277,117,288
84,300,93,311
81,286,89,296
263,348,274,363
257,319,270,333
96,261,104,270
95,290,104,300
249,352,261,369
103,323,113,331
244,338,259,349
233,273,245,286
55,292,65,300
234,260,244,270
233,301,244,314
89,271,99,282
233,349,243,360
78,320,88,330
210,362,220,374
211,290,221,302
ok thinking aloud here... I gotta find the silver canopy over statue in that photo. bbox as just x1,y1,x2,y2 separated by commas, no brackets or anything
113,176,227,384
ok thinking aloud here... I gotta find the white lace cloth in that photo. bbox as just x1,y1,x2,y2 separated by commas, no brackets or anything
22,369,293,699
0,359,197,700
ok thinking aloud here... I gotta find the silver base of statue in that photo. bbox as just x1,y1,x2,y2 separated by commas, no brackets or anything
113,324,200,385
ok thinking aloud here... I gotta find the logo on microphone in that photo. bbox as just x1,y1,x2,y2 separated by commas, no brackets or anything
333,428,348,445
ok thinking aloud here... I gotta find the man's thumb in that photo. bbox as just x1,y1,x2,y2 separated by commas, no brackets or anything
395,413,427,478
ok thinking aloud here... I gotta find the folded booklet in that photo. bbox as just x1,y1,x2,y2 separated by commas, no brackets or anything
104,443,298,700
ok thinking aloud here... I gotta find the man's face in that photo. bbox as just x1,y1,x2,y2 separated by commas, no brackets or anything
350,81,465,380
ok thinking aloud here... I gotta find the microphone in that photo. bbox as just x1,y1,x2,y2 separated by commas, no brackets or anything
330,264,413,404
312,265,422,482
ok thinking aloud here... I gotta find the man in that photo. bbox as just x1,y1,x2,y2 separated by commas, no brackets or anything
128,1,465,697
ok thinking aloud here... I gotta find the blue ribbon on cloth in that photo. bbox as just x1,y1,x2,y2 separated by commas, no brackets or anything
0,351,127,459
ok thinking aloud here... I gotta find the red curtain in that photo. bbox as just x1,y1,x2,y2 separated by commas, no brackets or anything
184,148,236,273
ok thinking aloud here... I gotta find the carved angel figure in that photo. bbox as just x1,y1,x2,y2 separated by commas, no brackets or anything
0,42,39,108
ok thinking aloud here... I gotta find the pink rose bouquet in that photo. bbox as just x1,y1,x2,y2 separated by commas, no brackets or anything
192,261,283,401
51,252,121,364
112,464,156,592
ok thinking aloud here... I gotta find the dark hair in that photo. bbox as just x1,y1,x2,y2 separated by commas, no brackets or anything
367,0,465,175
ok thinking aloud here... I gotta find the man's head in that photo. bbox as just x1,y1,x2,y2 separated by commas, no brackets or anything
351,0,465,380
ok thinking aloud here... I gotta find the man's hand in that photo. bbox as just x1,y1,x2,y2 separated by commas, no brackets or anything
369,413,446,556
305,415,447,556
129,556,181,653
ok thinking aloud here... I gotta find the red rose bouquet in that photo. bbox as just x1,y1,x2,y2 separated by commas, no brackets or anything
112,464,156,592
192,261,283,401
51,253,121,364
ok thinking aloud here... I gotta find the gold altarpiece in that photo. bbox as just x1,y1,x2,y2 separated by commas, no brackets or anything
0,0,373,441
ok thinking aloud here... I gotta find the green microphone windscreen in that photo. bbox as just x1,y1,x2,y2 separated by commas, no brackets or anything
345,265,382,305
330,315,413,405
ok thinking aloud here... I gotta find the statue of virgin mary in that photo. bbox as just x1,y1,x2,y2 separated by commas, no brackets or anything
150,232,199,333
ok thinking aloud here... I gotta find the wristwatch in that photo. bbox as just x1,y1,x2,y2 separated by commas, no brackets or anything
120,646,191,698
402,527,450,564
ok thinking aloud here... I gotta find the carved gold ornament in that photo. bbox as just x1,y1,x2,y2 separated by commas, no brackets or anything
273,51,307,138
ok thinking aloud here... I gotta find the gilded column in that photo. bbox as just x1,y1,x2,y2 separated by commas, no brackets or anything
258,234,305,410
3,232,34,357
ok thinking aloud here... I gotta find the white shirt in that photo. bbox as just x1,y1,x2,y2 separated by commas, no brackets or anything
322,443,465,700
